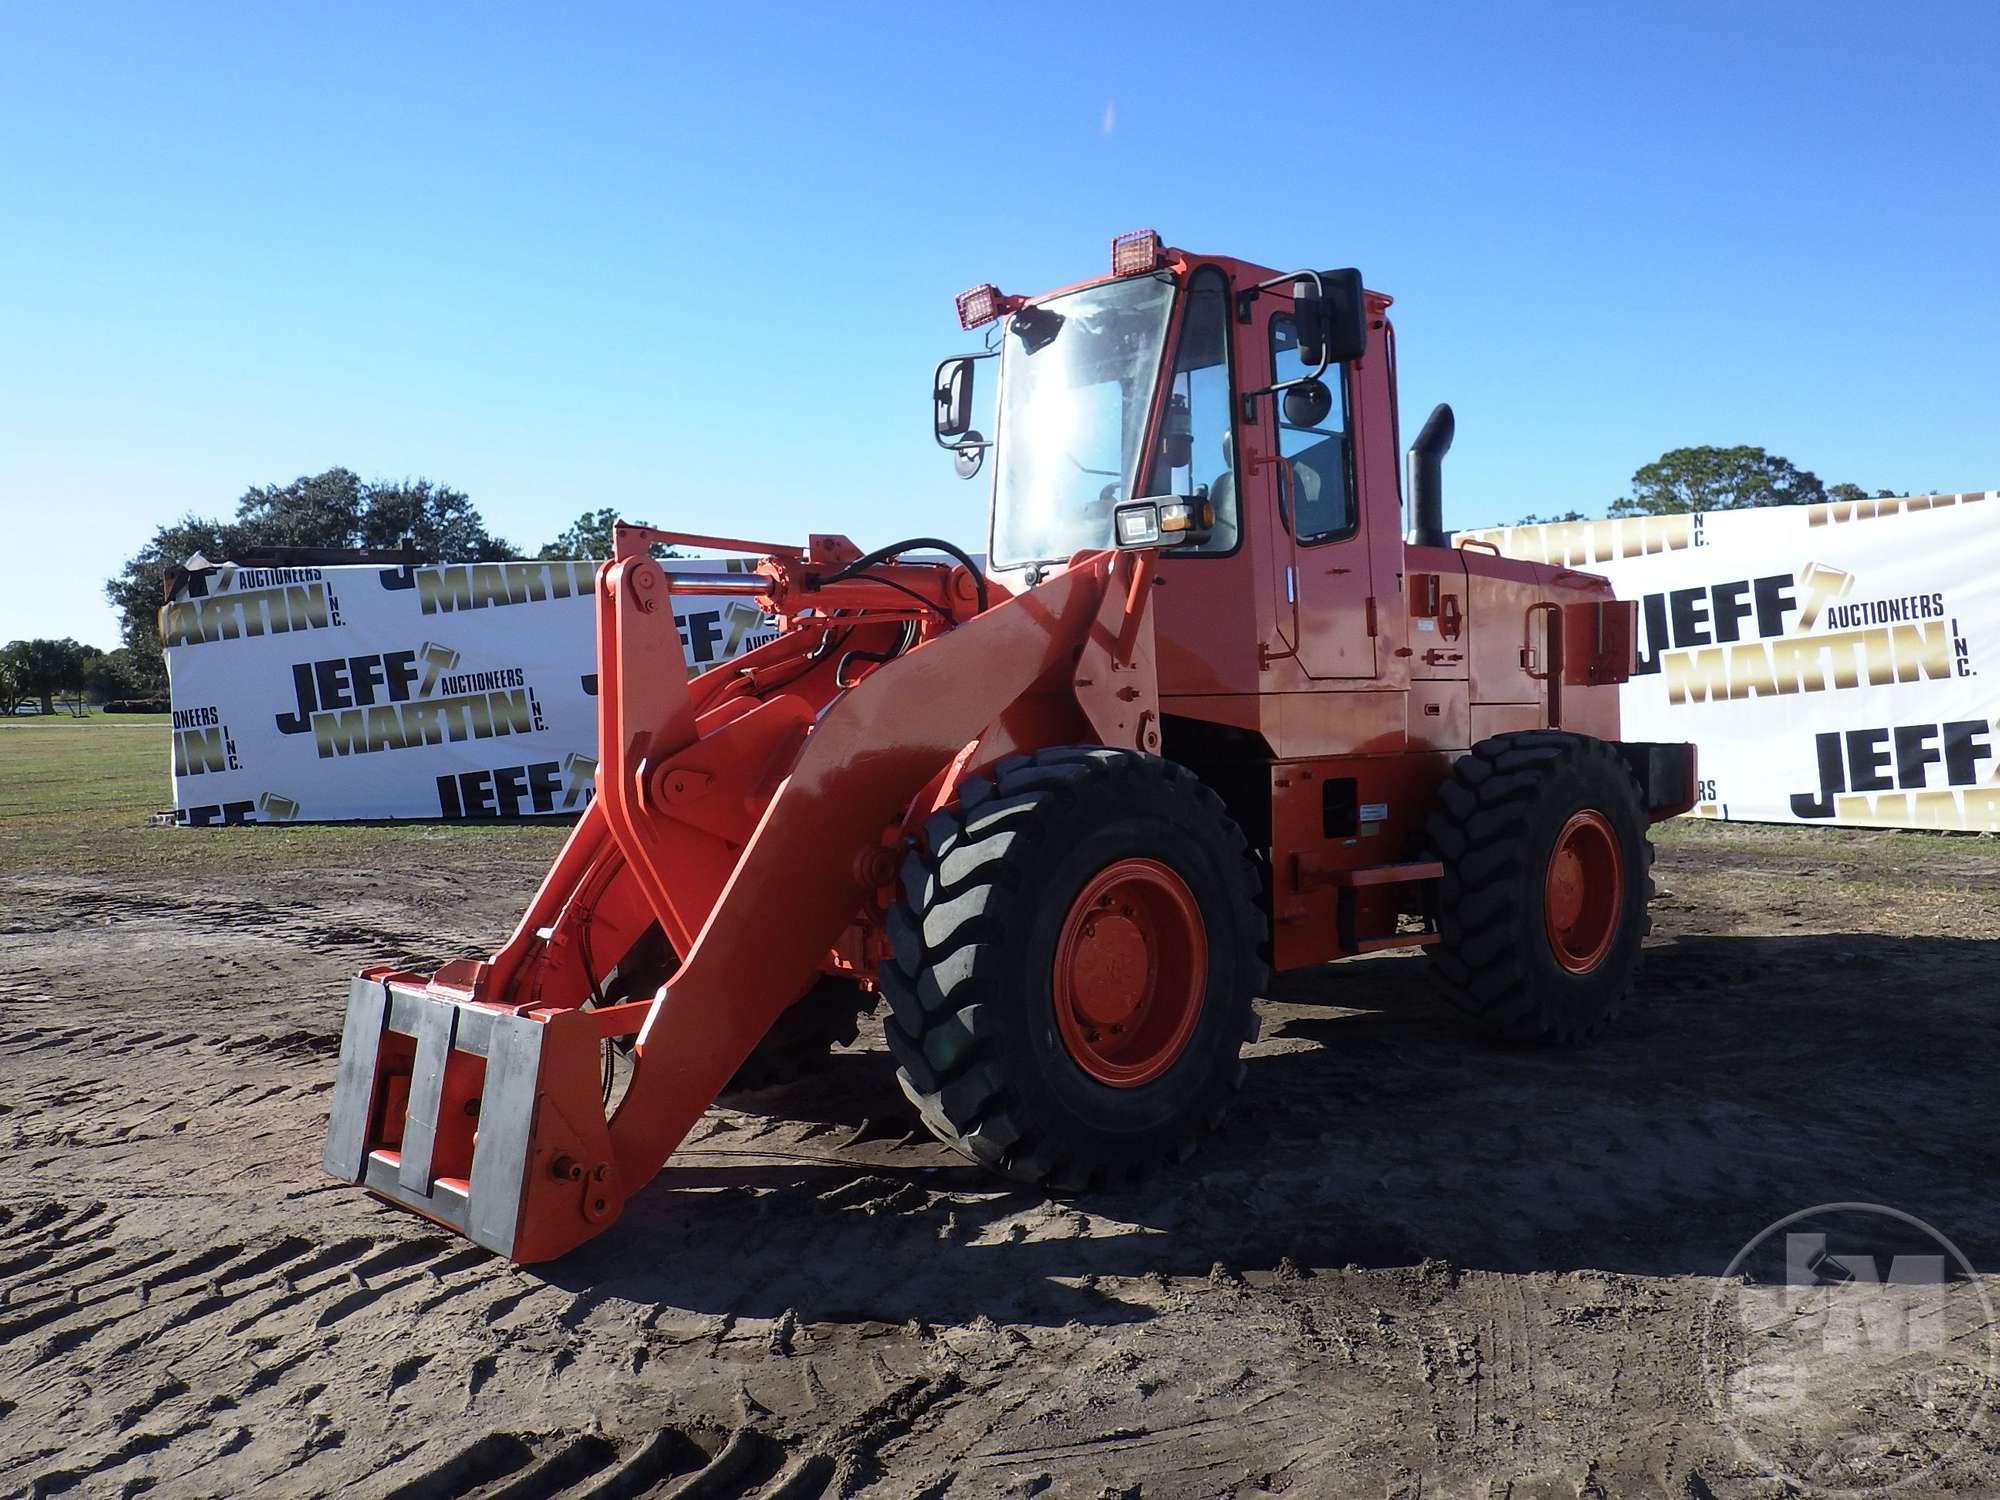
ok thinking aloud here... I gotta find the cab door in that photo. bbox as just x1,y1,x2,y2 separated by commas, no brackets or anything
1244,296,1376,678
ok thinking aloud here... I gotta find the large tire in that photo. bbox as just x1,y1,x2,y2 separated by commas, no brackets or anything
1425,731,1654,1043
881,747,1266,1191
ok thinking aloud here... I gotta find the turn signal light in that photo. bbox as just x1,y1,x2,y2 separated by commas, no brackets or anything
956,284,1003,329
1157,499,1213,534
1111,229,1162,276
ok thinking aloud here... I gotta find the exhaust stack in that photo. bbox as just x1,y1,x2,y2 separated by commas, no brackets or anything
1405,402,1455,548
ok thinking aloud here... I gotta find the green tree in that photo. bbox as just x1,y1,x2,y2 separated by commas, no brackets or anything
537,508,680,560
1608,446,1826,517
1509,509,1590,526
3,639,96,715
105,468,513,668
84,646,156,703
234,467,366,547
1824,483,1906,505
356,478,514,560
104,512,257,657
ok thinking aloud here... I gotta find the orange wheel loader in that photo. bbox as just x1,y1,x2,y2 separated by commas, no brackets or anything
324,230,1697,1263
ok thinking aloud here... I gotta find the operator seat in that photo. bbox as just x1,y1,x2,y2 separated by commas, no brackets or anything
1208,432,1325,553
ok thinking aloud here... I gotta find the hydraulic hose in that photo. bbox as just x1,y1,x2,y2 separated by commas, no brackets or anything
820,537,990,616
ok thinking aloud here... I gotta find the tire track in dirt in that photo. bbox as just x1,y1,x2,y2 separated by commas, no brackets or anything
6,832,2000,1495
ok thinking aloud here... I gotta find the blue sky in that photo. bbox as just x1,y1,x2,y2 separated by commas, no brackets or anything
3,1,1996,648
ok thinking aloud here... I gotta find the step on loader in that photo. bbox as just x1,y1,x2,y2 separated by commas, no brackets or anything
325,231,1697,1262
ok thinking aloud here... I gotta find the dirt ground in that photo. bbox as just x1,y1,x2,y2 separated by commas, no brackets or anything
3,816,1998,1499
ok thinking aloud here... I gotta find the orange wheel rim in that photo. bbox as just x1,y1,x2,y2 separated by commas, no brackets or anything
1543,810,1623,974
1051,858,1208,1087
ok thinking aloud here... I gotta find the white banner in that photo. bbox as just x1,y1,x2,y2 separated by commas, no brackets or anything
162,557,776,823
165,498,1999,832
1461,491,2000,831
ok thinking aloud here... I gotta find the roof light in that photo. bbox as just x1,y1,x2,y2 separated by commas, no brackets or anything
956,284,1003,329
1111,228,1163,276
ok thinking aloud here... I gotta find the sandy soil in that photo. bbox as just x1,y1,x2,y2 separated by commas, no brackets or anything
3,823,1998,1498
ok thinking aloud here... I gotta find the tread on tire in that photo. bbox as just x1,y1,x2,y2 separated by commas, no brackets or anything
1425,730,1655,1043
882,747,1268,1190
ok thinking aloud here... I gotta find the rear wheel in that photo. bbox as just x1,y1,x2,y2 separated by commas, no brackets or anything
882,747,1266,1189
1426,731,1653,1042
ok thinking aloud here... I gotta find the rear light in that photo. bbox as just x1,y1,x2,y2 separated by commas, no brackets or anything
1111,228,1162,276
956,284,1003,329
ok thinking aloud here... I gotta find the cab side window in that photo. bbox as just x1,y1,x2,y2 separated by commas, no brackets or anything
1270,313,1354,543
1145,267,1236,554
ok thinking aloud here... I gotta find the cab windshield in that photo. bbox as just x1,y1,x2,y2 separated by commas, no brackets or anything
990,273,1176,567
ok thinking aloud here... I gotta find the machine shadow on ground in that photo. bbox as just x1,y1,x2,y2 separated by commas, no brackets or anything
526,931,2000,1328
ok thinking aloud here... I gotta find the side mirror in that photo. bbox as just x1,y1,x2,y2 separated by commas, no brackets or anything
954,436,985,480
1282,378,1334,429
934,357,975,439
1296,268,1369,366
1293,290,1331,368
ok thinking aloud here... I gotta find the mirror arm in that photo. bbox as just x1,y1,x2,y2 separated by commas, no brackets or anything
1236,267,1332,402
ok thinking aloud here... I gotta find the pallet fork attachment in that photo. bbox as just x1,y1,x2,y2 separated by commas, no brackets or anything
324,536,1154,1263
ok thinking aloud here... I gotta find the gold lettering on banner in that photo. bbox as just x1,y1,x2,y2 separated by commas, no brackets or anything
305,690,541,759
1457,513,1699,565
1833,788,2000,833
1664,623,1952,705
160,582,336,646
1808,490,1994,527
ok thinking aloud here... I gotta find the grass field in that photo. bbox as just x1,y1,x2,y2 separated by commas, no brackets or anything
3,711,1992,888
0,712,568,874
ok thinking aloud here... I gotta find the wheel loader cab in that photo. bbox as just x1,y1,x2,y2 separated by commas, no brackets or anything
956,239,1682,973
960,247,1401,711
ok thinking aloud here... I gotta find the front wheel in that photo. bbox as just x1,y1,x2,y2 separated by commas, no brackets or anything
1425,731,1654,1042
881,748,1267,1190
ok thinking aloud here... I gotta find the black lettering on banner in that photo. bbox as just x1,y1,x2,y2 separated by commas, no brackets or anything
1753,574,1797,638
176,800,258,827
1791,719,1997,818
435,760,578,819
1944,720,1995,784
1847,728,1893,793
271,644,544,760
1634,572,1798,677
276,650,422,733
680,610,725,666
